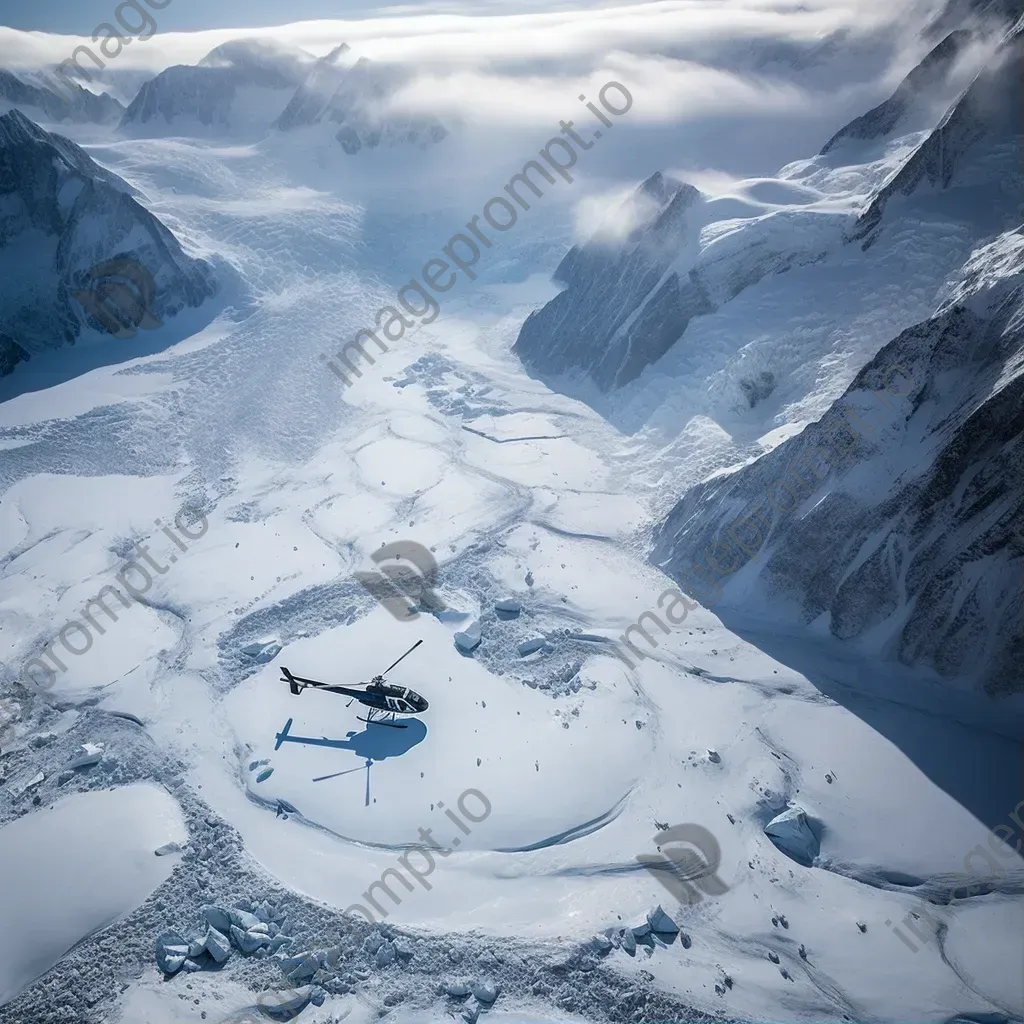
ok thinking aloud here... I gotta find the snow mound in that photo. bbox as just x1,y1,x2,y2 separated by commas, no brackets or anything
0,784,186,1006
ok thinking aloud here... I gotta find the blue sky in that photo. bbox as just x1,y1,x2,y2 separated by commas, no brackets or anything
1,0,463,34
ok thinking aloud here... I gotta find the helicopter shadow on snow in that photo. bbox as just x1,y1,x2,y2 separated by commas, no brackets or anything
274,717,427,762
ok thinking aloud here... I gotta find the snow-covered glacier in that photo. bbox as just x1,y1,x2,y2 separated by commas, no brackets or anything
0,2,1021,1024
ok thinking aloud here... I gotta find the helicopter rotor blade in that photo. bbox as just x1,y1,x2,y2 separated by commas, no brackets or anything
380,638,423,677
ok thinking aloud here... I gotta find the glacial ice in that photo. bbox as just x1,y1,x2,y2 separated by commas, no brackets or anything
764,806,820,865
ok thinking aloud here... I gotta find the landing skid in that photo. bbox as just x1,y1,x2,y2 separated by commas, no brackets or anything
358,710,407,729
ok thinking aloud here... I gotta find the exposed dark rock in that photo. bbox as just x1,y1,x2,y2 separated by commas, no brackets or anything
0,110,217,376
651,228,1024,697
820,30,972,153
0,67,123,124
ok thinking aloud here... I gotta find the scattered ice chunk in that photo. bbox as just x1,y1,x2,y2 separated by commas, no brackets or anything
204,925,232,963
17,772,44,796
647,905,680,936
68,744,103,769
202,905,232,933
591,934,613,953
231,924,271,954
495,599,521,615
764,805,820,865
375,940,397,968
446,981,472,997
287,954,320,980
155,931,190,974
454,621,482,653
471,979,499,1004
632,921,651,939
241,640,282,663
154,842,183,856
707,748,721,764
517,637,546,656
620,929,637,956
230,908,262,931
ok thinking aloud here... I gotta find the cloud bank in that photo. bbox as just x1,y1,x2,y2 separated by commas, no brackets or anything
0,0,940,133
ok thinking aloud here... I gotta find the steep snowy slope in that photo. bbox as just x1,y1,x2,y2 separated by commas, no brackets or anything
0,110,217,376
652,226,1024,697
273,42,352,130
852,14,1023,241
513,15,1020,395
819,29,973,153
0,67,123,124
274,51,448,155
119,38,314,134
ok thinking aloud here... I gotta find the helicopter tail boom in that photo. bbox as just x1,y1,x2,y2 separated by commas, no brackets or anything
280,667,368,701
280,666,325,695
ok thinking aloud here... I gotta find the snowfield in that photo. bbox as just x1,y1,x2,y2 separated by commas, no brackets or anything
0,783,186,1005
1,8,1022,1023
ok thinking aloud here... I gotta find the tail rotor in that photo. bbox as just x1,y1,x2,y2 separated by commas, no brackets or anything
280,666,303,696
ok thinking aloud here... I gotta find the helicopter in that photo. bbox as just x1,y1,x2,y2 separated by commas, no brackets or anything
278,639,429,729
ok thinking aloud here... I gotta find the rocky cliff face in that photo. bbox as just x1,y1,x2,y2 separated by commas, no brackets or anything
650,227,1024,697
819,29,973,153
0,110,217,376
0,68,123,124
513,173,712,390
853,15,1024,244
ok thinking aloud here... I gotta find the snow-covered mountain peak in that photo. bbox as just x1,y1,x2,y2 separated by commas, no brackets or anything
196,37,316,80
0,108,131,195
273,50,448,155
819,28,974,155
0,66,123,125
119,38,313,133
0,111,217,376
